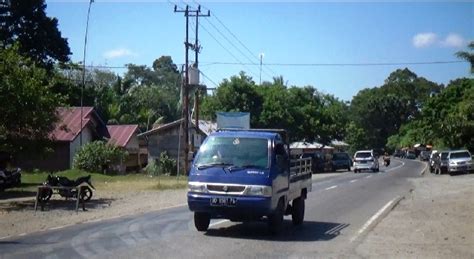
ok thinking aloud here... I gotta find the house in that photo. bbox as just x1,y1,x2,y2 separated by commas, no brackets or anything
18,107,109,171
107,125,147,172
138,118,217,172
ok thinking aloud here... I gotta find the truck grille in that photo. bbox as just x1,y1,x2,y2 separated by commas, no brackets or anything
207,184,245,193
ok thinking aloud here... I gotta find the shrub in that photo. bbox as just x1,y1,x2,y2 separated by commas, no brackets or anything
73,141,127,173
144,159,160,176
159,151,177,176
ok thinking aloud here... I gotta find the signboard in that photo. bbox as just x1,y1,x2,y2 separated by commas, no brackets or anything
216,112,250,129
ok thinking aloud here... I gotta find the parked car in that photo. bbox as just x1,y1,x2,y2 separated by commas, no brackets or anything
301,152,326,173
353,150,379,173
406,150,416,159
419,150,431,161
433,151,449,175
447,150,473,175
331,152,352,172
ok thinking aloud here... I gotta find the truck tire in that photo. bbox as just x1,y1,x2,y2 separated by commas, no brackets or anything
194,212,210,232
268,199,284,235
291,197,305,225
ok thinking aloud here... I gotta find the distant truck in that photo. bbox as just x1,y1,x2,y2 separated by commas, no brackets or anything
187,129,312,234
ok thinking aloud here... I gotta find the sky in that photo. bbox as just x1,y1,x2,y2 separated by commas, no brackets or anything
45,1,473,101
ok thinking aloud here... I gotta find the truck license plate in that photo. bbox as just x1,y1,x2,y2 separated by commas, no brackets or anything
210,197,237,207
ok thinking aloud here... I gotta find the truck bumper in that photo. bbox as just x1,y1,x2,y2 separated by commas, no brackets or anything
188,193,273,220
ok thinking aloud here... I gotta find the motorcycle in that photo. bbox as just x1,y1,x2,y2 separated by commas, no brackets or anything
383,156,391,166
40,174,94,202
0,168,21,192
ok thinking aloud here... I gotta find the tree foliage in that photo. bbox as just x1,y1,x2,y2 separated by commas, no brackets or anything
0,0,71,69
0,45,63,154
201,73,349,144
348,68,442,150
456,41,474,74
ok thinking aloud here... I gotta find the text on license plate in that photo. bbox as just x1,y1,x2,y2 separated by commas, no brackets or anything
210,197,237,206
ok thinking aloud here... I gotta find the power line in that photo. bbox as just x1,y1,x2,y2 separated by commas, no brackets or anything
197,2,277,77
202,17,273,79
199,60,466,67
199,70,219,89
199,21,261,79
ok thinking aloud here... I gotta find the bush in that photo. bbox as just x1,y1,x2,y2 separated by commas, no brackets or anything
144,159,160,176
73,141,127,173
159,151,177,176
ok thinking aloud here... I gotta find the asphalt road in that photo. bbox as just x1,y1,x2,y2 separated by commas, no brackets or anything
0,158,426,259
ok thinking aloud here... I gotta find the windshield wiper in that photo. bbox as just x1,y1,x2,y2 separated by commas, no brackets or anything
197,162,233,170
227,164,266,171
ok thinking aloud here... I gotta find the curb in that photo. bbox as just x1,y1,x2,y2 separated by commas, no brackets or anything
351,195,404,243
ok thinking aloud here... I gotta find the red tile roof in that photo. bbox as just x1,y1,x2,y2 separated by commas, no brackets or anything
50,107,94,142
107,125,139,148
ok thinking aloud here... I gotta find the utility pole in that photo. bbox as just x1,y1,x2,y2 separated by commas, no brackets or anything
80,0,94,147
259,53,264,85
175,5,210,175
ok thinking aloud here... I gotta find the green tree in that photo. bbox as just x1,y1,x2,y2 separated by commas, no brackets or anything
456,41,474,74
0,45,63,154
0,0,71,69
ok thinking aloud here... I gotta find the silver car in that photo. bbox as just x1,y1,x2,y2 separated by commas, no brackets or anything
447,150,473,174
353,150,379,173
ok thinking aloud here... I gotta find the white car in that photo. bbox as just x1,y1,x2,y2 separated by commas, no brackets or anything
353,150,379,173
447,150,473,174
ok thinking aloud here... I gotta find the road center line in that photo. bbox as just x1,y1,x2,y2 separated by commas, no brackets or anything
325,185,338,190
384,160,406,172
350,196,401,243
365,175,372,178
350,179,358,183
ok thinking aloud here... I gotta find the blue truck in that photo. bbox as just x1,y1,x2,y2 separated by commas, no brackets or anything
187,129,312,234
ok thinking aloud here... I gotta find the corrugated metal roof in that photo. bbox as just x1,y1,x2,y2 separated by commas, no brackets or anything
50,107,94,142
138,119,217,137
107,125,139,148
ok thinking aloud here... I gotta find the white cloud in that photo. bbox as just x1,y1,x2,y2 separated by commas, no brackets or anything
103,48,136,59
413,32,437,48
441,33,465,48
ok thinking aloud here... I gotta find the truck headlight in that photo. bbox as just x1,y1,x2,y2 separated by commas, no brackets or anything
246,185,272,197
188,182,207,193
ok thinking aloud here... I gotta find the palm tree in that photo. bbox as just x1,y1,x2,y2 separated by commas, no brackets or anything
456,41,474,74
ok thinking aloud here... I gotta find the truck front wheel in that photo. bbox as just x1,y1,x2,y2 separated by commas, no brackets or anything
194,212,210,232
291,197,305,225
268,199,284,235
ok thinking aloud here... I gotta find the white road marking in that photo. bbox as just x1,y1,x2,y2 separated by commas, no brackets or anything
384,160,406,172
350,196,400,242
325,185,338,190
365,175,372,178
0,235,10,240
209,220,229,228
49,226,65,230
350,179,358,183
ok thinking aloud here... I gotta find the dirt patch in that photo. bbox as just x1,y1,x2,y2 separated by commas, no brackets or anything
0,188,187,238
356,172,474,258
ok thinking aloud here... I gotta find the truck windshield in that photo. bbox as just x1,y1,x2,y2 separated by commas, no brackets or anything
195,137,269,169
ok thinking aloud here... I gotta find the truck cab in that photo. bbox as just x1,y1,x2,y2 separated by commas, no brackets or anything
187,129,312,234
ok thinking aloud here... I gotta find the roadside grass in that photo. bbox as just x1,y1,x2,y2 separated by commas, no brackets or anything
3,169,187,196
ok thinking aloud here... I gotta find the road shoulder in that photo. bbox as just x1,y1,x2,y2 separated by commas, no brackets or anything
355,172,474,258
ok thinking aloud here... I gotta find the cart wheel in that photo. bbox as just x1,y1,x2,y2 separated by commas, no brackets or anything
79,187,93,202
